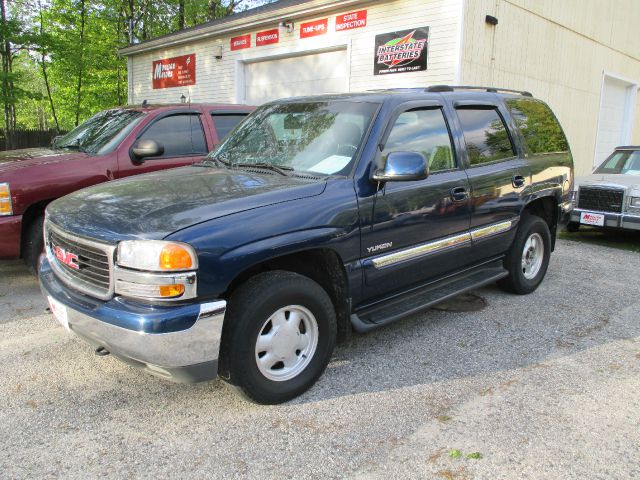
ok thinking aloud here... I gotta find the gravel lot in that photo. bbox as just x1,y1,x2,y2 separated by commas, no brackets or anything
1,239,639,479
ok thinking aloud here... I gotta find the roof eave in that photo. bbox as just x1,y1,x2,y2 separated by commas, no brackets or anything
119,0,372,56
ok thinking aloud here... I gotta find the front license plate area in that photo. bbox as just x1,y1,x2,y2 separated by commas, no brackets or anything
580,211,605,227
48,296,69,331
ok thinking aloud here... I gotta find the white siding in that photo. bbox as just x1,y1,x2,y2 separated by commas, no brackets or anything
460,0,640,175
128,0,463,105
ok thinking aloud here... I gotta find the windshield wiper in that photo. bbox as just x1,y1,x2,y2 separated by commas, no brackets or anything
195,153,232,168
233,162,293,176
57,142,87,153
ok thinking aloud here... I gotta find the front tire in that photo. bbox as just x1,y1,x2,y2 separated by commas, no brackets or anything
23,214,44,274
498,215,551,295
219,271,337,404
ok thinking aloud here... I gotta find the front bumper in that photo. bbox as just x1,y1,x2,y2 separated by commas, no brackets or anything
0,214,22,258
39,257,226,382
570,208,640,231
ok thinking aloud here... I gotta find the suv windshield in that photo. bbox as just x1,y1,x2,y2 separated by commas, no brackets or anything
594,150,640,176
54,109,145,155
209,100,378,176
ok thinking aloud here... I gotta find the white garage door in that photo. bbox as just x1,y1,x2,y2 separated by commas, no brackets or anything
594,75,637,167
244,49,348,105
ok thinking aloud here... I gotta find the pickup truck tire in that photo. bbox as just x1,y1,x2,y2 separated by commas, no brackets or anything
498,214,551,295
23,214,44,274
220,271,337,404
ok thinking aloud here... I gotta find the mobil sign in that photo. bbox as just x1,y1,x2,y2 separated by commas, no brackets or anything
152,54,196,89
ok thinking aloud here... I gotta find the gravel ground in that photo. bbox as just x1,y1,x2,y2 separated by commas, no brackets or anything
1,239,639,479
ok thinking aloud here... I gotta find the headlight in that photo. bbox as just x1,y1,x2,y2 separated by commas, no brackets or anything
117,240,197,272
0,183,13,215
115,240,198,301
630,197,640,208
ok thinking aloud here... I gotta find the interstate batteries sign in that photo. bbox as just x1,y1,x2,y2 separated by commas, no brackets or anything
152,54,196,89
374,27,429,75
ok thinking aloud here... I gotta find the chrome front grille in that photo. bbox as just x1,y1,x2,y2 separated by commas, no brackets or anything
45,221,116,300
577,187,625,213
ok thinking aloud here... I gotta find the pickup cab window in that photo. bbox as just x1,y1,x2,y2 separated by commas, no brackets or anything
139,113,207,157
456,107,515,165
211,114,248,141
383,108,455,172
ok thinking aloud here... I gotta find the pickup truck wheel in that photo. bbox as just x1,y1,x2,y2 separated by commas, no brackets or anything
23,214,44,274
498,215,551,295
220,271,337,404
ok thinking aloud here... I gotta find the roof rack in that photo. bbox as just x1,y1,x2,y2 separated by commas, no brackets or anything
426,85,533,97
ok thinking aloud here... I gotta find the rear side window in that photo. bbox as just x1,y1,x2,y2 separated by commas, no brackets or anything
140,114,207,157
505,98,569,154
456,107,516,165
211,114,248,141
383,108,455,173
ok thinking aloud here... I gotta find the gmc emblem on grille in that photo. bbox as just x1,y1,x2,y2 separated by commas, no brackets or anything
53,245,79,270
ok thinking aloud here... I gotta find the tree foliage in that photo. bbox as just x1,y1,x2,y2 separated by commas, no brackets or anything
0,0,273,136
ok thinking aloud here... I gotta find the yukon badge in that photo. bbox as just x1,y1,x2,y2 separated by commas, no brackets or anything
367,242,393,254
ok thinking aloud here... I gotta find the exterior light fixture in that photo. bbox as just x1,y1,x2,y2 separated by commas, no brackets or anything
485,15,498,26
214,45,223,60
278,20,294,34
180,94,186,103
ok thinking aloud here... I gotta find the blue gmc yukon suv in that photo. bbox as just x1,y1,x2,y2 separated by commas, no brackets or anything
39,86,573,404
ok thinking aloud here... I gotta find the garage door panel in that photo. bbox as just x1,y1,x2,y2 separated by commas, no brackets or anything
245,50,348,104
594,76,635,167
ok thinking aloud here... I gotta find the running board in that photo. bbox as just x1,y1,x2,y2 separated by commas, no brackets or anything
350,261,508,333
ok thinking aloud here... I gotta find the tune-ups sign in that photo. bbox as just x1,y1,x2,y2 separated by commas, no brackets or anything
152,54,196,89
374,27,429,75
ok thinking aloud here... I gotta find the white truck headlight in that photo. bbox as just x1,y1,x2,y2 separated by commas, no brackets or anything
117,240,198,272
115,240,198,301
0,183,13,215
630,197,640,208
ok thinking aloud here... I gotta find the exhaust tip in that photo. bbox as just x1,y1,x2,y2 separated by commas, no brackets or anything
95,346,110,357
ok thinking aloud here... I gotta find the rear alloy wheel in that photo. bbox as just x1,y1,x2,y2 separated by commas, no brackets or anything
219,271,336,404
498,215,551,294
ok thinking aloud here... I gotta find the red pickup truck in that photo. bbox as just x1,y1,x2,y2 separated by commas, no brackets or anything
0,103,253,270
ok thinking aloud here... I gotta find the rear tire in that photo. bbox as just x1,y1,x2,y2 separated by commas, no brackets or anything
565,221,580,233
219,271,337,404
498,215,551,295
22,214,44,274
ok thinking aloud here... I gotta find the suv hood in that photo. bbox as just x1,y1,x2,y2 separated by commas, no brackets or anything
0,147,88,172
46,166,326,243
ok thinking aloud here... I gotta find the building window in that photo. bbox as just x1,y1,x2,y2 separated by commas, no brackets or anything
456,107,516,165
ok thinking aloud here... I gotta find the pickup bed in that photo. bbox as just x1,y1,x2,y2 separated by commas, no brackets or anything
0,103,252,270
39,86,573,404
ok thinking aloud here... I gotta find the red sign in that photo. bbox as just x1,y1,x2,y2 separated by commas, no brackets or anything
256,28,279,46
335,10,367,31
300,18,328,38
152,54,196,89
230,34,251,51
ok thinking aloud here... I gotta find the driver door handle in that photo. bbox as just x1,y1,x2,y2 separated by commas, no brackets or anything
450,186,469,202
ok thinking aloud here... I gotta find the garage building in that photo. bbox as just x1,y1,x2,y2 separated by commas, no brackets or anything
120,0,640,175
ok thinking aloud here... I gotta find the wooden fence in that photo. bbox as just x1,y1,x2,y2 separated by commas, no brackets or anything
0,129,66,151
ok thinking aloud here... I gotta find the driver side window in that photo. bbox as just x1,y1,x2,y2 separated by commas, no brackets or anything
139,114,207,158
383,108,456,173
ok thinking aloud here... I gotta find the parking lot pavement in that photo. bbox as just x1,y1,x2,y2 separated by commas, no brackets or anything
1,239,639,480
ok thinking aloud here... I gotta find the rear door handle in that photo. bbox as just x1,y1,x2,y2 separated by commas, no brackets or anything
512,175,526,188
450,186,469,202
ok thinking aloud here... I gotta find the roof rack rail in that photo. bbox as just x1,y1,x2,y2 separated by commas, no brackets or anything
426,85,533,97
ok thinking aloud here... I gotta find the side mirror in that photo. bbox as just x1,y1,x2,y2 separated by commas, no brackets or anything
372,151,428,182
131,139,164,162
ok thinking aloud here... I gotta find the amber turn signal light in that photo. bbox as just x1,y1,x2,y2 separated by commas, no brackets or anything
159,244,193,270
158,284,186,297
